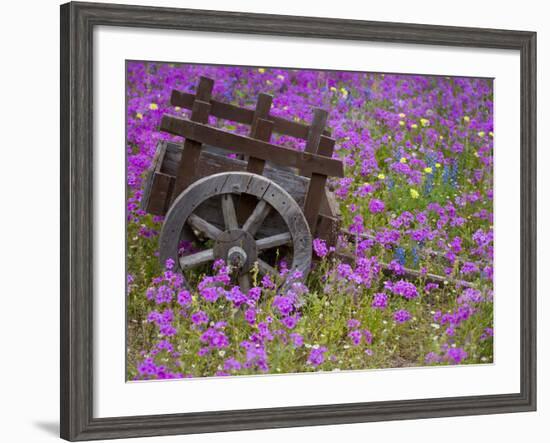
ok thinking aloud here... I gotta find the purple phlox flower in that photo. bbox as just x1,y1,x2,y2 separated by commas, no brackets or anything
164,258,175,270
393,309,412,324
191,310,209,325
424,352,442,364
368,198,386,214
390,280,418,299
307,346,328,367
156,339,174,353
200,328,229,349
261,274,276,290
313,238,328,258
244,307,256,325
424,282,439,293
460,261,479,275
282,314,299,329
371,292,388,309
226,286,247,307
457,288,483,305
177,290,192,307
446,347,468,364
241,340,269,372
224,357,242,371
388,259,405,276
272,295,294,316
290,333,304,348
348,330,363,346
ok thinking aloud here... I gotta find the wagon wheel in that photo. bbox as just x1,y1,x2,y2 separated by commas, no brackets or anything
159,172,312,292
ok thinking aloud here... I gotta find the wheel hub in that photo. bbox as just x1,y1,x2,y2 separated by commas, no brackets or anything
213,229,257,274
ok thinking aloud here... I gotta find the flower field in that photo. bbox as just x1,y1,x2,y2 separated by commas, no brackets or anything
126,61,494,380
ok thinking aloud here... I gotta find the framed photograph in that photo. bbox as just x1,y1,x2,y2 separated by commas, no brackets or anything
60,1,536,440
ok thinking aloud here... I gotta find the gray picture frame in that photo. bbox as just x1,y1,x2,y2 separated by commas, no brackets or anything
60,1,537,441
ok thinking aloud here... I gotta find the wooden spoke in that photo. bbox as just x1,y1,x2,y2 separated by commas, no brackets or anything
256,259,278,277
221,194,239,230
186,213,222,240
242,200,271,236
178,249,214,270
238,273,251,293
256,232,292,251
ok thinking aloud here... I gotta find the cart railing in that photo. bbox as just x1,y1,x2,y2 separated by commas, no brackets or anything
158,76,343,234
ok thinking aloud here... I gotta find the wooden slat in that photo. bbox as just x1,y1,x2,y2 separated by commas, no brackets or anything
170,89,332,141
237,94,274,224
305,109,329,154
221,194,239,230
179,249,214,269
146,172,174,215
256,259,278,277
160,116,343,178
246,118,273,175
302,109,333,232
242,200,271,236
187,214,222,240
251,93,273,136
172,77,214,197
256,232,292,250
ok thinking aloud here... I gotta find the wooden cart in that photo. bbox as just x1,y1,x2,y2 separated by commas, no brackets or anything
141,76,343,291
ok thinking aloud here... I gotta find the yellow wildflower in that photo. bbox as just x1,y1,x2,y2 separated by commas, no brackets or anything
399,113,406,118
435,163,442,168
377,173,385,180
411,123,418,129
149,103,158,110
489,131,494,137
463,115,470,122
174,106,181,111
410,188,420,199
399,121,405,126
478,131,485,137
136,112,143,120
340,88,348,98
277,74,285,80
330,86,337,92
400,157,407,163
258,68,265,73
424,167,433,174
420,118,430,127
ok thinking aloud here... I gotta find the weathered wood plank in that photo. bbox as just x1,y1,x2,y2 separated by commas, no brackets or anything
242,200,271,236
170,89,331,140
179,248,214,269
239,114,275,224
146,172,173,215
305,109,329,154
172,76,214,196
256,258,278,277
303,110,334,232
160,116,343,178
221,194,239,230
256,232,292,250
246,118,273,175
187,214,222,240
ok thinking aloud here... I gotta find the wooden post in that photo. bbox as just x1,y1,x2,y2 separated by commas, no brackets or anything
172,76,214,198
237,93,273,224
302,109,331,233
246,93,273,175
